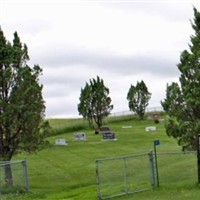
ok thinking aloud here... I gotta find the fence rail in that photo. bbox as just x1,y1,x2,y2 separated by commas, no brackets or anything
109,107,164,117
96,151,197,200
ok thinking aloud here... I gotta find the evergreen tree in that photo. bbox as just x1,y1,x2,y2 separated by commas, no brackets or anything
0,28,47,184
127,80,151,120
78,76,113,128
161,7,200,150
78,83,94,128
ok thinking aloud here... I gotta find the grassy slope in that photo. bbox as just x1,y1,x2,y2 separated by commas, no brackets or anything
3,117,200,200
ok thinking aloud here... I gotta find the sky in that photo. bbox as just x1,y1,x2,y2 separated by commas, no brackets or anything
0,0,200,118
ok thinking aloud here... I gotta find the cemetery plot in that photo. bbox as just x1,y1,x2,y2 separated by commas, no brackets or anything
74,133,86,141
55,138,67,145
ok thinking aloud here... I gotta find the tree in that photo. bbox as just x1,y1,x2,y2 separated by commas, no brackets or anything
77,83,94,128
127,80,151,120
78,76,113,128
161,7,200,150
0,28,47,185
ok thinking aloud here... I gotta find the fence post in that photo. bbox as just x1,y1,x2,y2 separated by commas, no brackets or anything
22,159,29,192
148,151,156,187
197,134,200,186
154,140,160,187
96,160,101,200
123,157,128,194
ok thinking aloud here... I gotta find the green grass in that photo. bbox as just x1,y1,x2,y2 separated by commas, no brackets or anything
47,118,89,136
2,117,200,200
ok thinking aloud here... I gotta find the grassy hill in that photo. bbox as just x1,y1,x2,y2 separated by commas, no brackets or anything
2,116,200,200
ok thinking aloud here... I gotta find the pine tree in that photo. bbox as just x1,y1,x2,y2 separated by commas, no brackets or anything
78,76,113,128
127,80,151,120
161,7,200,150
0,28,47,185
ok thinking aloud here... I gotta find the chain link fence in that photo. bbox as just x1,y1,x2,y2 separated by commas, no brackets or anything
0,159,28,195
96,151,197,199
96,153,154,199
156,151,197,188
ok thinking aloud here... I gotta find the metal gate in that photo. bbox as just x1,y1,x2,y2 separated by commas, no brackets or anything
96,151,197,199
96,152,155,199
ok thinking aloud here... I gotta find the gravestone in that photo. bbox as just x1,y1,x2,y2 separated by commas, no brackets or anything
74,133,86,141
102,132,116,141
100,126,110,133
95,126,110,134
55,138,67,145
145,126,156,132
122,126,132,128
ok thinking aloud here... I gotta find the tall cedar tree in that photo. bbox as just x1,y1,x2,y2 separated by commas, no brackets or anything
127,80,151,120
0,28,47,184
78,76,113,128
161,7,200,150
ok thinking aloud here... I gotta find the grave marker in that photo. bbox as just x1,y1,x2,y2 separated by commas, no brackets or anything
145,126,156,132
55,138,67,145
74,133,86,141
122,126,132,128
102,132,116,141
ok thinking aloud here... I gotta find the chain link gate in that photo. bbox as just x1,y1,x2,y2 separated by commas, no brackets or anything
96,151,197,199
96,152,155,199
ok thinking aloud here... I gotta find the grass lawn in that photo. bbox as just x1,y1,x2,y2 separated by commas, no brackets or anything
2,117,200,200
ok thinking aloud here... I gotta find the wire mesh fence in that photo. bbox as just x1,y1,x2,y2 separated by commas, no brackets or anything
0,159,28,195
156,151,197,188
96,151,197,200
96,153,153,199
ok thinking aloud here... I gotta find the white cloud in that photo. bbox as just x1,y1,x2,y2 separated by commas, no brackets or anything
1,0,199,118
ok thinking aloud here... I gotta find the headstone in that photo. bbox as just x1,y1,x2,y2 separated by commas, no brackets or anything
55,138,67,145
145,126,156,132
122,126,132,128
100,126,110,133
74,133,86,141
102,132,116,141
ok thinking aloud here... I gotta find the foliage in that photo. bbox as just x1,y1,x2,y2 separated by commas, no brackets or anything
78,76,113,128
127,80,151,120
0,27,47,162
77,82,94,127
161,7,200,150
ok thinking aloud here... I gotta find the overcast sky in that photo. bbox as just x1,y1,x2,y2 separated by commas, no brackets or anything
0,0,200,118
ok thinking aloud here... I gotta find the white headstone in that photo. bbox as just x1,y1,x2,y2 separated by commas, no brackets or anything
55,138,67,145
122,126,132,128
145,126,156,132
74,133,86,141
